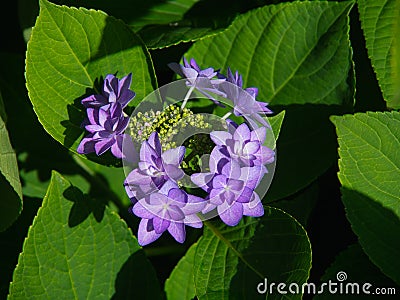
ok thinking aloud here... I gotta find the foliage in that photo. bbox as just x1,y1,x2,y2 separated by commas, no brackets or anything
1,0,399,298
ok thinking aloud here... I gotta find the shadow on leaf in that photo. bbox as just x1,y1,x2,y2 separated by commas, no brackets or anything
63,185,106,227
111,250,162,300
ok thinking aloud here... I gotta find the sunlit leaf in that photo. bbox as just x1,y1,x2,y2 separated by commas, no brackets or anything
9,171,161,299
26,0,156,160
332,111,400,284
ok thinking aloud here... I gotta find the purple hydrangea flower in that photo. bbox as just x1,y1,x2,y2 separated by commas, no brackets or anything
168,57,226,105
132,180,206,246
82,73,135,108
220,68,272,126
124,132,185,202
77,102,132,159
191,152,265,226
210,122,275,168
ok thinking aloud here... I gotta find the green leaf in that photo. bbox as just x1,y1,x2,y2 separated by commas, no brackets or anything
265,110,285,150
8,171,161,299
139,25,224,50
26,0,156,157
358,0,400,109
185,1,354,106
0,101,22,232
332,112,400,284
0,91,6,122
54,0,200,29
393,1,400,104
314,243,398,300
165,243,197,300
194,207,311,299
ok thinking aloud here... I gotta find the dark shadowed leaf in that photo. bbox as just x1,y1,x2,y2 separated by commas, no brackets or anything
0,94,22,232
332,112,400,285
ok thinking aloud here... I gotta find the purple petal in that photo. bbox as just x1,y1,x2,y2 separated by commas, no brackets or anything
218,202,243,226
140,141,158,163
227,178,244,191
168,62,184,77
147,132,162,157
221,160,241,179
148,193,170,207
94,138,114,156
167,222,186,243
85,124,104,133
77,135,96,154
212,174,227,189
250,127,266,143
243,141,260,155
164,164,184,181
120,134,139,165
239,166,265,189
223,190,235,205
191,172,214,191
210,131,232,146
111,135,124,158
182,195,207,215
209,147,229,174
132,202,154,219
159,180,179,195
233,123,251,144
98,107,110,127
86,108,99,125
243,193,264,217
153,216,170,234
166,205,185,221
236,186,254,203
167,188,187,204
125,169,152,185
137,219,162,246
257,146,275,164
162,146,185,165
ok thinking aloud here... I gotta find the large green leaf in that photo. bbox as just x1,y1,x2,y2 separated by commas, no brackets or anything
26,0,156,156
139,25,224,50
8,171,161,299
314,243,398,299
358,0,400,109
194,207,311,299
185,1,353,106
165,243,197,300
0,94,22,232
393,0,400,104
54,0,200,29
332,112,400,284
185,1,354,201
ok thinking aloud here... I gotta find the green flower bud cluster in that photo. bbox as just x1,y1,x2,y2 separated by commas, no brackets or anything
128,104,210,151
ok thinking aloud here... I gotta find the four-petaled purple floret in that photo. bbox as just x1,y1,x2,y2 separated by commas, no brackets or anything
132,180,205,246
82,73,135,108
168,57,226,106
77,102,131,159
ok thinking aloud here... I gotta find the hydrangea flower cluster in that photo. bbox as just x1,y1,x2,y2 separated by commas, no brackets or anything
77,73,135,159
77,58,275,246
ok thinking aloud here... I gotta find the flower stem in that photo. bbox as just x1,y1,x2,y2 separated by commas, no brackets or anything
221,111,232,120
180,85,195,111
